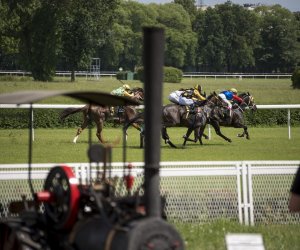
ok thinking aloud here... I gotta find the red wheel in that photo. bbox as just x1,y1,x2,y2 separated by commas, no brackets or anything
44,165,80,230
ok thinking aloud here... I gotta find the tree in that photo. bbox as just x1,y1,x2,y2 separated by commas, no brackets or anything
174,0,197,25
156,3,197,69
98,1,157,71
60,0,118,81
254,5,300,72
216,2,260,72
19,1,64,81
196,7,225,72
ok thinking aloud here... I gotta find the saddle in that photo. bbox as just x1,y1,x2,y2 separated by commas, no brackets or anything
185,105,201,119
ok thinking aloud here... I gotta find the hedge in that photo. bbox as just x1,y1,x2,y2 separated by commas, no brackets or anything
135,66,183,83
292,68,300,89
1,109,300,129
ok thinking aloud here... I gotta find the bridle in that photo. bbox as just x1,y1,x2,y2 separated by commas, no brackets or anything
133,90,144,101
240,94,256,111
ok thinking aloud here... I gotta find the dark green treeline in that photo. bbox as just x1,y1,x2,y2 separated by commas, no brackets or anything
0,0,299,81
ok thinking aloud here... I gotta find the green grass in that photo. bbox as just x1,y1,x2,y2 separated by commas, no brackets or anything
1,77,300,249
176,220,300,250
0,126,299,163
0,76,300,105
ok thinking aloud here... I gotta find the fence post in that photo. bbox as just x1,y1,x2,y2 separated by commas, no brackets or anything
242,162,249,225
31,107,34,141
288,109,291,139
237,163,243,224
247,163,254,226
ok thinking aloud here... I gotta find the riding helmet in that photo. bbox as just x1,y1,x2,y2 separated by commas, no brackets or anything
194,84,202,92
230,88,237,94
123,84,131,90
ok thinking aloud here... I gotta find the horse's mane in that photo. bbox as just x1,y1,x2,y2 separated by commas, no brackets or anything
239,92,251,98
206,92,217,99
131,87,144,93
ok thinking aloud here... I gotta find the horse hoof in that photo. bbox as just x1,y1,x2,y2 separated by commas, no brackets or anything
228,139,232,143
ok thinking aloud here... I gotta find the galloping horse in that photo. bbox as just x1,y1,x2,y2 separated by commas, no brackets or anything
124,92,228,148
218,92,257,139
60,88,144,143
182,92,230,146
183,92,257,144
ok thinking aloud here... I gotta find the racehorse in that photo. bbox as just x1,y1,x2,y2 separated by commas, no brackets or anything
124,92,228,148
60,88,144,143
219,92,257,139
182,93,230,146
183,92,257,145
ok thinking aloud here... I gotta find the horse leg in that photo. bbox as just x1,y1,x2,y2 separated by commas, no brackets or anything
182,127,195,146
73,119,88,143
96,121,106,143
162,127,177,148
211,121,232,143
237,125,249,139
202,133,209,140
197,124,208,145
139,125,145,148
132,123,141,131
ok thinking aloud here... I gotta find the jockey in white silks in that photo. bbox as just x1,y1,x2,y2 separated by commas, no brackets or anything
168,90,184,104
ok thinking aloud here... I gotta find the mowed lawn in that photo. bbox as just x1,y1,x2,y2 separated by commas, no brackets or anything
1,76,300,105
1,77,300,250
0,126,299,163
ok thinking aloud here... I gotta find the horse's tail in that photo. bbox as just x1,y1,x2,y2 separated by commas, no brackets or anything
60,107,83,121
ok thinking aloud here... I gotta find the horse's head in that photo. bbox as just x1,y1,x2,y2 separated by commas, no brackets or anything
239,92,257,111
131,87,144,101
206,92,228,108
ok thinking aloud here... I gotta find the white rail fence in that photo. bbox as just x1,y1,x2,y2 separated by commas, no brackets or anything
0,70,292,79
0,161,299,225
1,103,299,140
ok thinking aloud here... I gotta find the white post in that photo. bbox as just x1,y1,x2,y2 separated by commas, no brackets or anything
236,163,243,224
242,162,249,225
288,109,291,139
247,163,254,226
208,124,211,140
31,108,34,141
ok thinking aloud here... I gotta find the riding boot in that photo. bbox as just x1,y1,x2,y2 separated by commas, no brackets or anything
189,104,195,114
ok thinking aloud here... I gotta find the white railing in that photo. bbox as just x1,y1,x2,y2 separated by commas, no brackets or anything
0,70,292,79
183,74,292,79
1,161,299,225
1,103,299,140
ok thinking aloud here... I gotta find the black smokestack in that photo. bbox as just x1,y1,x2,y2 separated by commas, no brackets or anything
143,27,164,217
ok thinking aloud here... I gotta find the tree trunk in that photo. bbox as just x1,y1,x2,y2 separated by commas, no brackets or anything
71,69,75,82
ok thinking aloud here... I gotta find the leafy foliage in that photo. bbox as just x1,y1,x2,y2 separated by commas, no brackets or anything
163,67,183,83
291,68,300,89
60,0,118,81
0,1,299,78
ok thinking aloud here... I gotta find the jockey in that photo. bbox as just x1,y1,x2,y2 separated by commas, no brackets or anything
111,84,134,114
218,88,242,108
230,88,243,106
218,88,243,123
168,89,184,104
179,84,206,108
111,84,134,98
